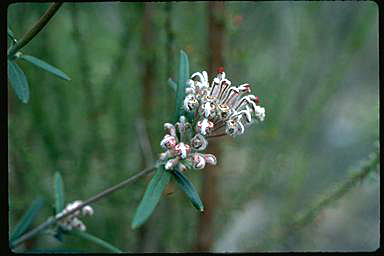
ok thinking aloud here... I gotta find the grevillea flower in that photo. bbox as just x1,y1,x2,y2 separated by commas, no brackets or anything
56,200,94,231
132,62,266,229
159,67,265,172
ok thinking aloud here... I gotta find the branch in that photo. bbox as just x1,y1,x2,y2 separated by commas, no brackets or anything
7,3,63,58
291,150,379,228
10,164,158,249
255,147,379,250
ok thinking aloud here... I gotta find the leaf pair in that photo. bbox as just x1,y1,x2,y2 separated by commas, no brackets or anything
131,50,204,229
131,166,203,229
7,27,17,43
7,53,70,104
10,197,45,243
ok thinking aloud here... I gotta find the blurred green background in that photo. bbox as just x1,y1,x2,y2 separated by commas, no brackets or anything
8,1,379,252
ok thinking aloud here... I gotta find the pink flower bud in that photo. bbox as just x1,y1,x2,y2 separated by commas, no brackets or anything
160,134,177,150
192,153,206,169
204,154,217,165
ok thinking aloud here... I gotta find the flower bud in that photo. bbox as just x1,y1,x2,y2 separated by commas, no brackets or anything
191,134,208,151
191,153,206,169
174,143,191,159
204,154,217,165
82,205,94,216
164,123,176,137
160,134,177,150
165,158,179,170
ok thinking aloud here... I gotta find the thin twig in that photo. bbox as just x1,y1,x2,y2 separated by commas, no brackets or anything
10,164,158,249
7,3,63,58
291,151,379,228
254,147,379,250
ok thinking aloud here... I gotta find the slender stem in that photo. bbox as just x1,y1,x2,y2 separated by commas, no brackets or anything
292,151,379,228
10,164,158,248
7,3,62,58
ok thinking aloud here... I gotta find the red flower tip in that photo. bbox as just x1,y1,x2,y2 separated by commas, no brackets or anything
255,96,260,104
216,66,224,74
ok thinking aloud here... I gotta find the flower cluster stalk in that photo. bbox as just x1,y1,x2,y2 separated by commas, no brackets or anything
10,165,157,248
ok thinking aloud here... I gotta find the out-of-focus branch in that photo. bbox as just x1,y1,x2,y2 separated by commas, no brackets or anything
69,4,104,176
8,3,63,58
135,118,155,167
258,147,379,250
97,5,137,114
164,2,174,116
291,149,379,228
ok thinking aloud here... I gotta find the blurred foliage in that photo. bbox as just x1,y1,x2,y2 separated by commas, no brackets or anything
8,2,378,252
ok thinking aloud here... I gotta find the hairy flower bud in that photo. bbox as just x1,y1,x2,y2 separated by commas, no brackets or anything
174,142,191,159
191,153,206,169
191,134,208,151
160,134,177,150
57,200,93,232
82,205,94,216
165,158,179,170
204,154,217,165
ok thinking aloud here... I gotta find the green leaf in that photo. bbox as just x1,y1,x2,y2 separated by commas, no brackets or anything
131,166,171,229
7,27,16,42
7,60,29,103
70,230,122,253
54,172,65,214
20,54,71,81
171,170,204,212
10,197,44,241
175,50,190,122
168,78,177,91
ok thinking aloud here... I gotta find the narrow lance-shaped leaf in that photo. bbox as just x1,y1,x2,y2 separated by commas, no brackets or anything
70,230,123,253
10,197,45,242
20,54,71,81
175,50,189,122
172,170,204,212
168,78,177,92
7,60,30,103
8,27,17,42
131,166,171,229
54,172,65,214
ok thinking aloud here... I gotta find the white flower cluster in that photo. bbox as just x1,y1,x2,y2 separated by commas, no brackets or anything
56,200,94,231
159,68,265,172
183,67,265,137
159,116,216,171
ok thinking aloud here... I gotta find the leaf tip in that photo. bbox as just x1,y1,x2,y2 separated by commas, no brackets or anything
131,222,139,230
